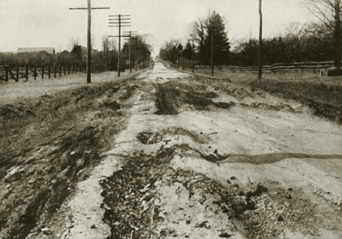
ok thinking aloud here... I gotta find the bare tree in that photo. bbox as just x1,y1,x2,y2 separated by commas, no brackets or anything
102,36,110,55
306,0,342,68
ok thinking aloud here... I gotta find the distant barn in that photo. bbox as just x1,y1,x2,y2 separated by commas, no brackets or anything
17,47,55,55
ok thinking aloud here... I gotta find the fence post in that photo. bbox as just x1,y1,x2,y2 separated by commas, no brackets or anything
48,65,51,79
5,67,8,82
41,65,45,79
25,65,29,81
16,66,19,82
34,66,37,80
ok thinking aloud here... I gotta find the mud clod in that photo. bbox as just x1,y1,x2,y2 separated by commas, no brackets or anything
219,232,232,238
103,100,121,110
137,131,163,145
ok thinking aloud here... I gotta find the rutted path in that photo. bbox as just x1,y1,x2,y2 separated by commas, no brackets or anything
8,62,342,239
99,63,342,239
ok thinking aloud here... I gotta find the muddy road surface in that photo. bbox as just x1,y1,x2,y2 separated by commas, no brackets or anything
1,63,342,239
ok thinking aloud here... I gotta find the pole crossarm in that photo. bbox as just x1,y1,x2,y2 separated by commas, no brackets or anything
70,7,110,10
108,35,131,38
108,22,131,24
108,19,131,21
69,0,110,84
108,20,131,22
109,16,131,18
108,25,131,28
109,14,130,17
108,14,132,78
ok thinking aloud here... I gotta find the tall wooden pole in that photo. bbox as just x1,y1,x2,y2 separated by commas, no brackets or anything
117,15,121,77
107,14,131,76
69,2,110,84
128,31,132,73
334,0,342,69
258,0,263,81
210,27,214,76
87,0,92,83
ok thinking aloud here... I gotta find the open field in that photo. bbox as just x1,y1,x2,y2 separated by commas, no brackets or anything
0,71,138,105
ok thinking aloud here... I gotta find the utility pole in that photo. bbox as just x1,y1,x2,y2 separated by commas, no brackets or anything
210,27,215,76
127,31,132,73
334,0,342,69
124,31,137,73
108,14,131,77
192,41,195,73
70,0,110,84
133,36,138,70
258,0,263,81
108,32,134,73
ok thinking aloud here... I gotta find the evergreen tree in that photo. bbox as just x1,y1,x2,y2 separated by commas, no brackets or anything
183,41,196,59
205,12,230,65
191,11,230,65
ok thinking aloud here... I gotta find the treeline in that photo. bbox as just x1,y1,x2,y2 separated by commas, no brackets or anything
231,23,335,66
0,34,152,72
159,11,230,66
159,11,338,68
96,35,152,72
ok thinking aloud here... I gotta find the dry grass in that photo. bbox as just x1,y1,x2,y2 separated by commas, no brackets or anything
179,66,342,123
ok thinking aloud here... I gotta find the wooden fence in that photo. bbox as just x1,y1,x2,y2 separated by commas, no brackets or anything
225,61,335,73
0,64,85,82
173,58,335,74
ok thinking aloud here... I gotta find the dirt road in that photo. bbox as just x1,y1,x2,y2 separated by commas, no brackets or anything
1,62,342,239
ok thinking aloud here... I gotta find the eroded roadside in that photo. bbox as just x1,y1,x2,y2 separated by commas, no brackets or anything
0,75,139,239
100,63,342,239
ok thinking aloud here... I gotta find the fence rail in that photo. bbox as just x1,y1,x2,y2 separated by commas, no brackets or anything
0,64,86,82
171,58,335,74
225,61,335,73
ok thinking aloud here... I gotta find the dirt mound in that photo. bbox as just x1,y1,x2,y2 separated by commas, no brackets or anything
119,84,138,100
239,102,297,112
137,131,163,144
0,103,35,120
155,82,235,115
136,127,209,145
224,87,253,100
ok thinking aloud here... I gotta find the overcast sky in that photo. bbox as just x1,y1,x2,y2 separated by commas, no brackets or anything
0,0,315,54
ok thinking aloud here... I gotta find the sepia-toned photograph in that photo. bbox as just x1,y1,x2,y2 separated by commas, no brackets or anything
0,0,342,238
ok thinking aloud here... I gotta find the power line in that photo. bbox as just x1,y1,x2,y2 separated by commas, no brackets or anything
69,0,110,84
